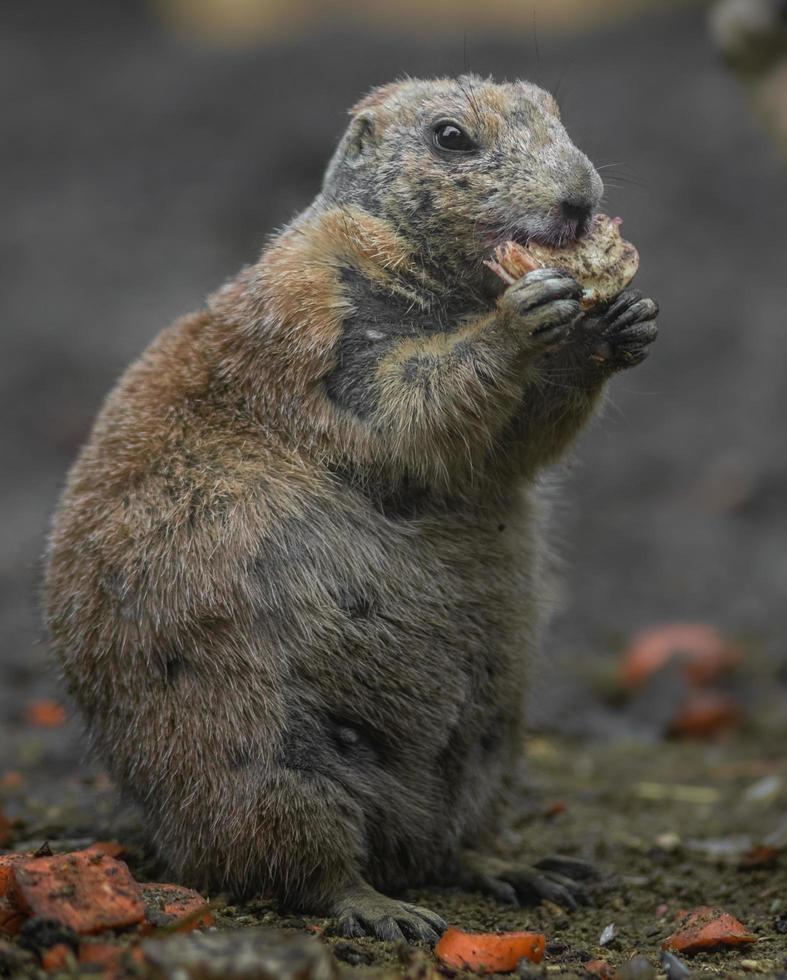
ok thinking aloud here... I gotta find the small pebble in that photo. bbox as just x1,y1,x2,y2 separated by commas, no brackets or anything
598,923,616,946
660,949,690,979
743,775,782,803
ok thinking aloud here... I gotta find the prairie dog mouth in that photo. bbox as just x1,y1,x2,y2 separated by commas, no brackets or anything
484,214,640,311
503,213,595,250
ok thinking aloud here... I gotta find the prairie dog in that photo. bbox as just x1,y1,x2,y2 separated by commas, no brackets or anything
45,76,658,941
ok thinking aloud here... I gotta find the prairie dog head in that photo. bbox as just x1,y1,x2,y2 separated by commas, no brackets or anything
322,74,604,270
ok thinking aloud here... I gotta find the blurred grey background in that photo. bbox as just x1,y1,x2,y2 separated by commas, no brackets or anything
2,0,786,778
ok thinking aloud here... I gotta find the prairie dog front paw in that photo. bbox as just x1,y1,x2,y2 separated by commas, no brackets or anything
587,288,659,369
498,268,582,353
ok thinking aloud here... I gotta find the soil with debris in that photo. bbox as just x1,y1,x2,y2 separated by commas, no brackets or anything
3,720,787,977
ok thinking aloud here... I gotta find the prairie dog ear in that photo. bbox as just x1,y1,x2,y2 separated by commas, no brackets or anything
322,110,378,190
342,111,377,166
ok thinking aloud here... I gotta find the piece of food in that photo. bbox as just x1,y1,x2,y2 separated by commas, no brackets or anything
669,690,743,737
584,960,617,978
485,213,639,310
738,844,780,869
0,854,33,898
0,897,26,935
0,771,24,791
1,857,36,934
24,698,67,728
435,926,546,973
620,623,739,689
662,906,755,954
41,943,71,973
12,852,145,935
141,883,215,932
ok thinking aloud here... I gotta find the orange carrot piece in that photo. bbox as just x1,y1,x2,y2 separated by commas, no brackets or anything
12,851,145,935
662,906,755,954
669,690,742,737
0,851,31,936
41,942,72,973
141,882,214,931
739,844,780,869
620,624,738,689
585,960,617,978
435,926,546,973
0,771,24,791
0,853,33,898
24,699,67,728
0,895,27,935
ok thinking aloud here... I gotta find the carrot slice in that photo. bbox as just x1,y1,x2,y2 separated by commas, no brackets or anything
41,942,71,973
435,926,546,973
0,853,34,898
662,906,755,954
24,699,67,728
0,895,27,935
0,771,24,791
585,960,616,978
12,851,145,935
620,624,738,689
141,882,215,931
0,851,32,936
669,690,742,737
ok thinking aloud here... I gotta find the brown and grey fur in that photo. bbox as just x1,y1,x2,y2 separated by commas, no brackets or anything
44,76,658,941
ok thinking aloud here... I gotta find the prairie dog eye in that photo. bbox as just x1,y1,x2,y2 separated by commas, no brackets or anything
433,121,477,152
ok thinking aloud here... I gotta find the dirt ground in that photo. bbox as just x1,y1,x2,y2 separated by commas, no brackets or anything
4,717,787,977
2,0,787,977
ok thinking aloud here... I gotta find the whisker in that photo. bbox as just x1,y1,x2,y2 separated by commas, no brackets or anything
594,163,647,188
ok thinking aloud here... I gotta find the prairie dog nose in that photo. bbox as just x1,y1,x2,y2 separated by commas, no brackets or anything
560,197,594,238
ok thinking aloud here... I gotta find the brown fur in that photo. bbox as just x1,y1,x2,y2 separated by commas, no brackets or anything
44,75,657,939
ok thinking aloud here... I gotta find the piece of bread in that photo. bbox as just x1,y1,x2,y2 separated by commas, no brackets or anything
485,214,639,310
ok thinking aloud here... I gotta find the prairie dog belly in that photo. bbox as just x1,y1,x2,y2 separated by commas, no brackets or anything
266,490,541,884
